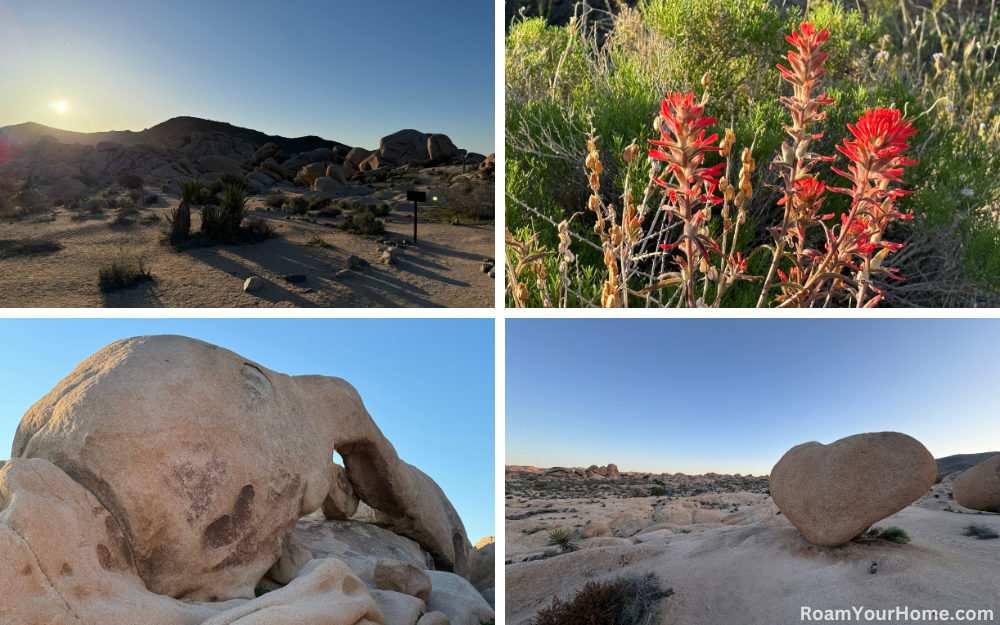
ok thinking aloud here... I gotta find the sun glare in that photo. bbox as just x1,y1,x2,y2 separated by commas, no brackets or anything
55,101,68,113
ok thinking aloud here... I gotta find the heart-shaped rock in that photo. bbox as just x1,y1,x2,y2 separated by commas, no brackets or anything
770,432,936,546
952,454,1000,512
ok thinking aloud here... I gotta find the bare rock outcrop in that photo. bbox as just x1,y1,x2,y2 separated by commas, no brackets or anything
12,335,472,602
952,454,1000,512
770,432,937,546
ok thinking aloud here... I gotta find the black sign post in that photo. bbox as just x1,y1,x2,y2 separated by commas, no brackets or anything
407,190,426,244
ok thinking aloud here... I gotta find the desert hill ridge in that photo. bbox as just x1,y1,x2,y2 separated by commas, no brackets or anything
0,116,347,158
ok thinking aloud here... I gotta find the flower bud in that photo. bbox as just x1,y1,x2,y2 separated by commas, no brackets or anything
701,71,712,88
623,143,640,164
515,282,529,302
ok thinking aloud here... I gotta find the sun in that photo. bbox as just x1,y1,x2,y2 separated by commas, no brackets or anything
55,102,68,113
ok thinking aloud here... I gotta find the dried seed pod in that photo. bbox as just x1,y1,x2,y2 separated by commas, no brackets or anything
623,143,640,164
589,194,600,212
515,282,529,302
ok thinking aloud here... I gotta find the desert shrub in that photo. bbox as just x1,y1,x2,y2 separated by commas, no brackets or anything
282,196,310,214
306,195,333,210
530,572,667,625
339,212,386,235
316,206,342,219
505,0,1000,307
547,528,578,553
305,237,332,248
13,177,47,215
139,213,160,224
70,211,89,221
963,524,999,540
356,203,391,217
243,216,278,243
200,184,248,242
108,205,138,227
116,195,137,212
106,197,118,209
253,584,270,598
534,481,549,488
863,526,911,544
179,179,205,205
263,188,286,208
97,246,152,291
444,180,495,219
143,193,158,205
0,238,64,258
85,197,105,213
129,190,141,202
649,487,666,496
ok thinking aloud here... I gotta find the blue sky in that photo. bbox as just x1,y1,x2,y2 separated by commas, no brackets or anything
506,319,1000,476
0,0,494,154
0,318,495,541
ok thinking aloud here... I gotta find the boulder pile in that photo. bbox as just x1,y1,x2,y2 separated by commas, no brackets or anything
0,125,493,201
1,335,493,625
543,464,619,478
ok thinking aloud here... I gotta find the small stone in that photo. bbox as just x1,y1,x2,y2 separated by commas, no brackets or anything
335,270,354,279
243,277,264,292
489,268,495,279
346,255,362,270
284,274,307,283
380,251,398,265
480,262,494,274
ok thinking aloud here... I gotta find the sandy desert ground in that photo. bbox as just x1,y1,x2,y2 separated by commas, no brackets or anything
505,469,1000,625
0,166,494,308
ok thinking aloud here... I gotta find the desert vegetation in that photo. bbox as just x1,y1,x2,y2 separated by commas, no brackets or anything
505,0,1000,307
529,572,668,625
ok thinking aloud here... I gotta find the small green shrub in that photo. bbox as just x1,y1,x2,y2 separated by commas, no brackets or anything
963,524,999,540
85,197,105,213
243,216,278,243
98,246,152,291
305,237,332,249
547,528,577,553
263,188,286,208
357,203,391,217
534,481,549,489
863,526,911,544
300,170,320,189
650,487,666,497
339,211,385,235
282,196,310,214
317,206,342,219
253,584,271,598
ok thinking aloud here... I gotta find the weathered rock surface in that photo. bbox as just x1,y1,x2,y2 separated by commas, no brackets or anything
12,335,472,602
314,176,346,195
266,543,314,585
369,589,425,625
580,522,612,538
199,155,242,177
770,432,937,546
425,571,495,625
952,454,1000,512
374,558,432,601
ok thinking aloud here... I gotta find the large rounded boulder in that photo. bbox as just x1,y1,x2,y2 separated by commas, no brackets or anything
952,454,1000,512
12,335,471,602
770,432,936,546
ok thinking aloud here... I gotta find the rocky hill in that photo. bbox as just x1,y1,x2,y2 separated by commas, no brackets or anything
935,451,999,481
0,116,346,163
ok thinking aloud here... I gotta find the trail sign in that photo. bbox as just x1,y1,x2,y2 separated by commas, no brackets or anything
407,190,427,243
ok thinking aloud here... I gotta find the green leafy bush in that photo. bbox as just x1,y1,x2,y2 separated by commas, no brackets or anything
339,211,385,235
505,0,1000,307
863,526,911,544
963,524,999,540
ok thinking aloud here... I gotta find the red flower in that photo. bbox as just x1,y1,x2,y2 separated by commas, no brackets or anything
835,108,919,172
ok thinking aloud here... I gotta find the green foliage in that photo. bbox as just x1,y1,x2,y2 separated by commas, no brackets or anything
649,486,666,496
305,237,332,248
547,528,578,553
253,584,271,598
529,572,665,625
505,0,1000,305
167,203,192,245
534,481,549,489
300,170,320,189
0,238,64,258
316,206,342,218
863,526,911,544
339,211,385,235
963,524,999,540
356,203,391,217
98,246,152,291
263,188,286,208
179,179,205,205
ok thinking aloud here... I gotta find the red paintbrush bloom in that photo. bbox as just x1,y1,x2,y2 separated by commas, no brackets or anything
835,108,918,172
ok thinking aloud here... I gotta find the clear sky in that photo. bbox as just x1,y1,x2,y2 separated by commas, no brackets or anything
506,319,1000,476
0,0,494,154
0,318,495,541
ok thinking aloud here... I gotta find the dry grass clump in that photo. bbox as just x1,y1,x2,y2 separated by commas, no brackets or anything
97,246,152,291
444,180,495,220
529,572,668,625
963,524,999,540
